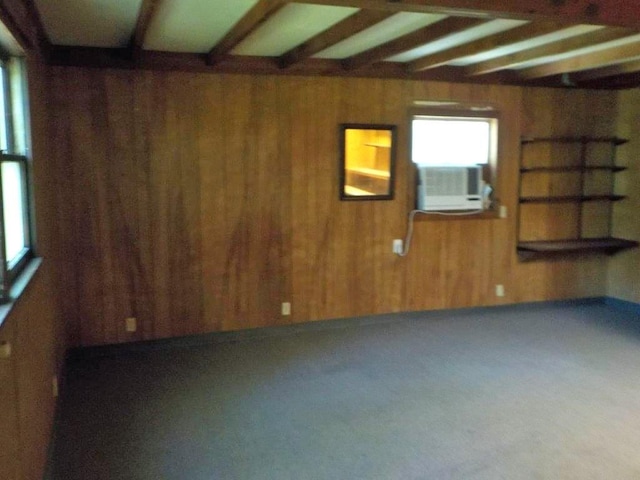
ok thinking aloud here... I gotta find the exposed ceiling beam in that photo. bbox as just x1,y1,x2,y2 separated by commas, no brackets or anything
207,0,286,66
0,2,33,51
293,0,640,28
467,27,635,75
131,0,162,55
48,45,585,88
579,70,640,89
408,20,571,72
342,17,487,71
23,0,52,56
518,40,640,79
572,58,640,82
278,9,393,69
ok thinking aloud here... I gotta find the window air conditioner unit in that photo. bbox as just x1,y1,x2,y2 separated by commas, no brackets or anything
416,165,483,211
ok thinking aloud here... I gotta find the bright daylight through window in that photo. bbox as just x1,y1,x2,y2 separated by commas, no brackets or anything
412,116,495,167
0,57,31,303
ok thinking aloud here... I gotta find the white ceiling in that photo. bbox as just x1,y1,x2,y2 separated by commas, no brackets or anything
511,32,640,70
34,0,144,47
449,25,605,66
388,19,528,62
315,12,447,59
145,0,259,53
233,4,358,56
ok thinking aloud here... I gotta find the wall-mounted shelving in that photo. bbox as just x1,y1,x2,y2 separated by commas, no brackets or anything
517,136,638,261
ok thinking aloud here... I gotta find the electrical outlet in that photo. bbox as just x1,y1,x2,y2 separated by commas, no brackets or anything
281,302,291,316
499,205,507,218
496,284,505,297
125,317,137,332
393,239,403,254
52,376,59,398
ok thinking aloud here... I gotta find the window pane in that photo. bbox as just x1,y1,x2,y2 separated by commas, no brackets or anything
9,58,26,154
0,68,7,152
2,161,26,264
412,118,490,166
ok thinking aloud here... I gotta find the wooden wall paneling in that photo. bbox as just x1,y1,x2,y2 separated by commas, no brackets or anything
197,74,225,333
59,69,106,345
131,70,156,341
140,72,204,338
136,70,174,340
404,69,446,308
343,78,382,318
48,67,82,346
86,70,119,345
218,75,249,330
493,85,522,304
308,77,340,320
1,58,70,480
517,88,614,301
102,70,142,344
0,319,19,480
290,76,337,321
516,89,573,301
299,76,344,321
145,71,181,338
252,75,289,328
289,76,314,321
275,76,294,325
13,268,58,480
609,89,640,302
62,69,141,345
46,66,625,345
216,75,289,331
380,78,408,313
168,73,204,337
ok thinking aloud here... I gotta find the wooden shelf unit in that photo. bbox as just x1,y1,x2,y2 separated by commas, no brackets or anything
517,136,638,260
517,238,639,261
519,194,626,204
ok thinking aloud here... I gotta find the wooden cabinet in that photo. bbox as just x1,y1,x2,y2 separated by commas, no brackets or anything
517,136,638,260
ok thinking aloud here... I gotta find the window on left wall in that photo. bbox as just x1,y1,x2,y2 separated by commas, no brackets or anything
0,57,32,303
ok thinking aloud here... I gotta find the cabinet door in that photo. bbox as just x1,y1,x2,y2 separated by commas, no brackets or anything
0,319,19,480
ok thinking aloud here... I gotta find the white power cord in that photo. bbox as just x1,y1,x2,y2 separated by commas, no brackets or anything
397,209,484,257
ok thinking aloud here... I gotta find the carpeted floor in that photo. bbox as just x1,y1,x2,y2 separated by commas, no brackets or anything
46,300,640,479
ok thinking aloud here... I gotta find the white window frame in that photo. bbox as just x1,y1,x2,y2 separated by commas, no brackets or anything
0,56,32,303
410,105,500,205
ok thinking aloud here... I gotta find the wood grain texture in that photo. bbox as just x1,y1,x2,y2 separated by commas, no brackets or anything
0,319,19,480
0,56,72,480
514,87,618,301
0,58,71,480
609,89,640,301
46,67,619,346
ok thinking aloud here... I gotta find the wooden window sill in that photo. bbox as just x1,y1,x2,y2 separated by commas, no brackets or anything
0,258,43,328
414,209,502,221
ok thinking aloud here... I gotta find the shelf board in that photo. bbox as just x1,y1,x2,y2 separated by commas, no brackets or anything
364,143,391,148
517,237,639,261
521,136,628,146
519,194,625,204
344,185,374,196
346,167,390,179
520,166,627,173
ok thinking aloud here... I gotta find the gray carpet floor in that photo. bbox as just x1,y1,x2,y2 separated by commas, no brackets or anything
46,300,640,479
